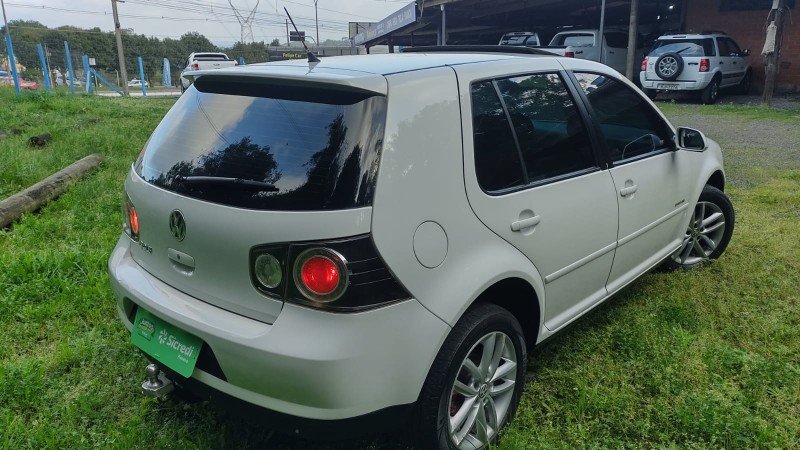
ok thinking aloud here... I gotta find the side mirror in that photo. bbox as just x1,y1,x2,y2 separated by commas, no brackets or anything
677,127,707,151
742,49,750,56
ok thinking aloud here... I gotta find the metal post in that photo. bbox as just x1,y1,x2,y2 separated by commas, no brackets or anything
286,19,290,46
111,0,130,95
2,0,21,95
138,56,146,96
82,54,93,94
314,0,319,48
64,41,76,95
598,0,606,64
440,4,446,46
36,44,52,93
238,56,245,65
625,0,639,80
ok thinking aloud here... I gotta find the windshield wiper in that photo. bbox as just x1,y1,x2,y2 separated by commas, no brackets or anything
174,176,279,192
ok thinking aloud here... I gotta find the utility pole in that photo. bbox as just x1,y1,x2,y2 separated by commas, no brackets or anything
111,0,129,95
762,0,785,106
314,0,319,48
625,0,639,81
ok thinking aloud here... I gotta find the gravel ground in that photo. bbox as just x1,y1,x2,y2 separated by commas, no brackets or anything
657,95,800,189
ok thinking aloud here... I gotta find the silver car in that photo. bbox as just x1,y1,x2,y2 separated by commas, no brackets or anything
109,51,734,449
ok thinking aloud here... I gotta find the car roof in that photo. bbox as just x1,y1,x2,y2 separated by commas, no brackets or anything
188,52,558,95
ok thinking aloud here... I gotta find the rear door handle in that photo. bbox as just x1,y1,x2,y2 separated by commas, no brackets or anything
511,215,541,232
620,185,638,197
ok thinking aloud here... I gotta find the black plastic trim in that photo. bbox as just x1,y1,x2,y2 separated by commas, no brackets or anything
150,359,414,439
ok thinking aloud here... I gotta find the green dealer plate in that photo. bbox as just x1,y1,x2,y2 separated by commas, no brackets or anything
131,308,203,378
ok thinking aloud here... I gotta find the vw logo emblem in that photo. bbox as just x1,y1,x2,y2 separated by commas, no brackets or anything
169,210,186,241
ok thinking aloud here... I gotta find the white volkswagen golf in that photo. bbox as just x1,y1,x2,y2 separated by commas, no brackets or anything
109,49,734,449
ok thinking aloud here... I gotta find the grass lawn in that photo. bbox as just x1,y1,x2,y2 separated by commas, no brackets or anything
1,91,798,449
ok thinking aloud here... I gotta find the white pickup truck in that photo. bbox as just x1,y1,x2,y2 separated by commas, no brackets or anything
179,52,237,92
538,29,639,75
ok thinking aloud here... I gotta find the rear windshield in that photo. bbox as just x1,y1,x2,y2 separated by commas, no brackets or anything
500,34,539,46
194,54,230,60
553,33,594,46
650,38,716,57
135,77,387,211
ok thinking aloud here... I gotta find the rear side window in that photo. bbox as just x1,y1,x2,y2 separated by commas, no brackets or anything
573,73,672,162
136,78,387,211
650,38,716,57
471,73,597,192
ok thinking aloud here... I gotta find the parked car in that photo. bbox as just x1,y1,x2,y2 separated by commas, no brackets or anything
109,50,734,450
179,52,237,92
498,31,541,47
1,76,38,90
128,78,150,88
640,32,751,104
537,29,643,75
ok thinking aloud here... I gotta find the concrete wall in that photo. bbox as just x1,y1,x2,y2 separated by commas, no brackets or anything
686,0,799,92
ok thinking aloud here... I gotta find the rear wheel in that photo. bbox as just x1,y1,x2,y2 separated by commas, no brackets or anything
413,304,527,450
664,185,734,270
701,77,720,104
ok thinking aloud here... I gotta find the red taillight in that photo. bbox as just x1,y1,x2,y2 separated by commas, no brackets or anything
699,58,710,73
565,51,575,58
129,207,139,235
293,248,348,302
301,256,340,295
192,63,199,70
123,197,139,241
641,57,648,71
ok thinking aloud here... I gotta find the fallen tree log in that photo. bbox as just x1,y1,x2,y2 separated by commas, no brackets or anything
0,153,105,229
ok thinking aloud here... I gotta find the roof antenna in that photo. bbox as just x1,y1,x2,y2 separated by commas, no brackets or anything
283,7,320,68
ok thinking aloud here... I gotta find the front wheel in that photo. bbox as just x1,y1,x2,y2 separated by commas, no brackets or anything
664,185,734,270
413,304,527,450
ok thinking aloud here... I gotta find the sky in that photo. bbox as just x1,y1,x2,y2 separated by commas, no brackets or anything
3,0,410,47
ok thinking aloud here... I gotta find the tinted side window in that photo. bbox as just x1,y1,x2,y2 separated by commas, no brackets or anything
574,73,672,162
471,81,526,192
495,74,596,183
717,38,732,57
726,38,742,55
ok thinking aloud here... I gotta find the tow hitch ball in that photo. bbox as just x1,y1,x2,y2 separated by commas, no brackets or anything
141,363,174,398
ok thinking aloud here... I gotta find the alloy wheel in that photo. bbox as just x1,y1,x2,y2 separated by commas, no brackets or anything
447,331,518,449
671,201,726,266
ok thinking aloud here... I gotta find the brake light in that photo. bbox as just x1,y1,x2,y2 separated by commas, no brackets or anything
565,51,575,58
301,256,340,295
641,57,648,71
250,235,411,312
294,248,347,303
192,63,199,71
700,58,710,72
123,196,139,241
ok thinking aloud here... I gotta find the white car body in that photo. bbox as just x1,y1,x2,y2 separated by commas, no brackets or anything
109,52,732,447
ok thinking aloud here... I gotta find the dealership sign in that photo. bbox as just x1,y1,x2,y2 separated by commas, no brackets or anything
352,2,417,46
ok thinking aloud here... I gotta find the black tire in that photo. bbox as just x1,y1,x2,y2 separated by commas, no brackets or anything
701,77,721,104
655,52,684,81
412,303,527,450
643,88,658,100
663,185,734,270
738,70,752,95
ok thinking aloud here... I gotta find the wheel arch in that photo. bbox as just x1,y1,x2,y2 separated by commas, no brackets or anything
470,277,541,349
706,170,725,192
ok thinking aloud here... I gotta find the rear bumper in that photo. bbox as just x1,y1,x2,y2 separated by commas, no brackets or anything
640,72,714,91
108,235,450,423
